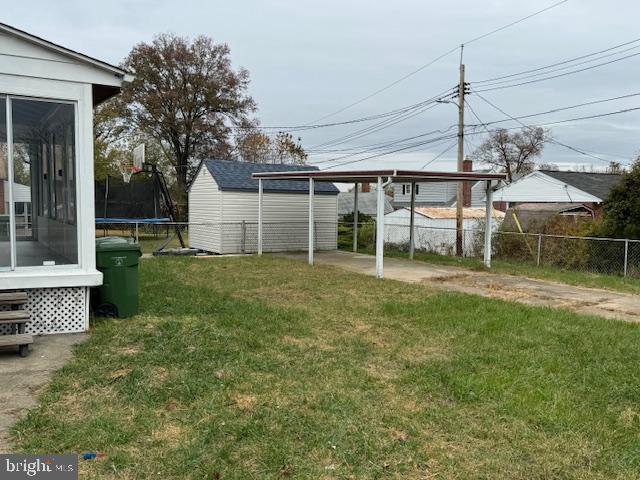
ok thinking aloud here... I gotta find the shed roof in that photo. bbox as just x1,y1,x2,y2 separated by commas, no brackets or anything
414,207,505,220
540,170,622,201
203,160,339,195
338,192,394,216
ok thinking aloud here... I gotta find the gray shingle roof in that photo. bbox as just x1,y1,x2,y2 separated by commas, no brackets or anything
202,160,339,195
540,170,622,201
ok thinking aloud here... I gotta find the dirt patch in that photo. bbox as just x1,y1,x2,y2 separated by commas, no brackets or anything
152,422,185,447
233,394,257,412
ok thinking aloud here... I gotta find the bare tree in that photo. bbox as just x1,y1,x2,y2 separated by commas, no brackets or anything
119,33,256,197
607,161,624,174
472,127,549,183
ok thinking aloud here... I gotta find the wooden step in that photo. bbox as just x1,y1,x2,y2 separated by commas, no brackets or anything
0,310,30,324
0,334,33,347
0,292,28,305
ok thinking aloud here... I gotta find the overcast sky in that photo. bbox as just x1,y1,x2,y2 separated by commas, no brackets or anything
6,0,640,171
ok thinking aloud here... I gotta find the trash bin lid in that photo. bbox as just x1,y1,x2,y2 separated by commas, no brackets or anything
96,236,141,252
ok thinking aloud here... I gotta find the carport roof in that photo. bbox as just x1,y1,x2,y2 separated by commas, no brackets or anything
252,169,506,184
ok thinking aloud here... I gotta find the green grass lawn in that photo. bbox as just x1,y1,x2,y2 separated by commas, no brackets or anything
373,248,640,295
13,256,640,479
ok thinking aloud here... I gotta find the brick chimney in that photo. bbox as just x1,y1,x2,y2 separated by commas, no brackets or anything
462,157,472,208
361,183,370,193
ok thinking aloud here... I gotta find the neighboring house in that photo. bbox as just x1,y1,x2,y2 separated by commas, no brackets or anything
501,203,595,233
337,191,393,219
392,159,493,209
0,22,131,334
1,181,31,238
493,170,622,212
384,207,505,256
189,160,340,254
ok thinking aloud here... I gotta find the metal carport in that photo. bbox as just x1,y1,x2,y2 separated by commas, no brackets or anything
252,169,507,279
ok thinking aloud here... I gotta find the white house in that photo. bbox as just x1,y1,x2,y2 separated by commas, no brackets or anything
0,23,131,335
385,207,505,256
189,160,340,254
392,160,496,210
493,169,622,208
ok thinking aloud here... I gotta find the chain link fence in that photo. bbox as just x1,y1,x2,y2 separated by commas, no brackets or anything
95,220,640,278
95,221,338,255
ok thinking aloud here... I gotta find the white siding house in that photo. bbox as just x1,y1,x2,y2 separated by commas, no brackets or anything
393,177,492,208
493,170,621,206
189,160,339,254
385,207,505,256
0,23,131,335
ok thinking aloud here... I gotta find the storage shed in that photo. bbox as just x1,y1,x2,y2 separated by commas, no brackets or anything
189,160,339,254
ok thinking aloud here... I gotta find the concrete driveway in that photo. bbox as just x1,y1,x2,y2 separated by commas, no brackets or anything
0,333,88,452
285,251,640,322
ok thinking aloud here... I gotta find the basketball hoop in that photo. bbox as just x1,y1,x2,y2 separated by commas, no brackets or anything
119,144,145,183
119,164,141,183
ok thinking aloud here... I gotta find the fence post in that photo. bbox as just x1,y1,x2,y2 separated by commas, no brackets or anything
536,234,542,266
241,220,246,253
135,222,139,243
624,239,629,277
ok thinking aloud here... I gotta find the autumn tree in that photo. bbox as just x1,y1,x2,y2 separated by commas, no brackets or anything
237,129,307,164
93,99,127,180
119,33,256,197
472,127,549,183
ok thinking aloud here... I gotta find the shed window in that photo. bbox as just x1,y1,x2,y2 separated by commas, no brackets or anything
0,95,78,270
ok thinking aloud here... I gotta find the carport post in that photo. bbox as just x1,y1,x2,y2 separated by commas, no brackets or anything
409,181,416,260
484,180,493,268
258,178,263,255
308,178,315,265
375,176,385,278
353,184,359,252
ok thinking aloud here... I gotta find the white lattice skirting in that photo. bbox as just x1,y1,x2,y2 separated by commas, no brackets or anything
0,287,89,335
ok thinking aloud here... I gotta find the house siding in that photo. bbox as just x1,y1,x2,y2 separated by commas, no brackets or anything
493,172,602,204
393,182,458,206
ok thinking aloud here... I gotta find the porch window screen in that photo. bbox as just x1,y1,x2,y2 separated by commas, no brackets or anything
0,96,78,270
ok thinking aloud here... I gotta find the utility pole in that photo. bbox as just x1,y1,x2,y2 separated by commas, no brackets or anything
455,45,466,257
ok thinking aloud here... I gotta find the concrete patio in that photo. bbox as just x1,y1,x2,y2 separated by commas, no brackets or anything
0,333,88,452
284,251,640,322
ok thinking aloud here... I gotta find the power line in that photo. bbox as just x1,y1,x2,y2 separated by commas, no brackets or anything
462,0,569,46
312,131,458,165
466,91,640,128
420,141,459,169
229,89,455,133
321,134,459,170
310,0,570,123
472,35,640,84
472,50,640,93
310,88,456,149
472,93,628,164
472,43,640,89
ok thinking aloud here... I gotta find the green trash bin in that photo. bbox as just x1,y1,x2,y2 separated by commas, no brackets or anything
94,237,142,318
